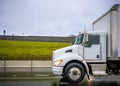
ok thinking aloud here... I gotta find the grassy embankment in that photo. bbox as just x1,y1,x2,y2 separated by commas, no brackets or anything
0,40,71,60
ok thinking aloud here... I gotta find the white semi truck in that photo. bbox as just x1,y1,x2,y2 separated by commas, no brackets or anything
52,4,120,83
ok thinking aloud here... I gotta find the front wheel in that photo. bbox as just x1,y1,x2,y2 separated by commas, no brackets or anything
64,63,85,83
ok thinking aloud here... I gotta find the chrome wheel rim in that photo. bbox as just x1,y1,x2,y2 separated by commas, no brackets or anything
68,67,81,80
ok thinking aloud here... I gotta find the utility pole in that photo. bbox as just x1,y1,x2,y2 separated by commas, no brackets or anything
3,29,6,39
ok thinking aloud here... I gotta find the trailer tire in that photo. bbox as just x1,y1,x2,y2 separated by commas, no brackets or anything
64,63,85,83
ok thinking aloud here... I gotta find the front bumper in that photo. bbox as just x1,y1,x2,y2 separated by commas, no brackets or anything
52,66,64,75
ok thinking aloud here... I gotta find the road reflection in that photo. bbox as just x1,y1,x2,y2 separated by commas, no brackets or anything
0,77,120,86
58,78,120,86
58,79,120,86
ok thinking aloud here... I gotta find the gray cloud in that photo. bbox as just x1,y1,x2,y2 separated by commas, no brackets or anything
0,0,120,36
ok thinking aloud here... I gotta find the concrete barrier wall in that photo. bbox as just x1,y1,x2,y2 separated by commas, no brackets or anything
0,35,75,42
0,60,106,74
0,60,52,74
0,60,106,75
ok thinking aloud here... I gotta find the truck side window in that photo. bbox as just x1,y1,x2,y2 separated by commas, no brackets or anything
88,35,100,45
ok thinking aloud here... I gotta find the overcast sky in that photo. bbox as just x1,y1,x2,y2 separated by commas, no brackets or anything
0,0,120,36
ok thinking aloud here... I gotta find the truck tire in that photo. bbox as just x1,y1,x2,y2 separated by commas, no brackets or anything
64,63,85,83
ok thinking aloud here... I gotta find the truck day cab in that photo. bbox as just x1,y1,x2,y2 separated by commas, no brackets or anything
52,4,120,83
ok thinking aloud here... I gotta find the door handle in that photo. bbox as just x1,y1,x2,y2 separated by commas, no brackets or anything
97,55,99,59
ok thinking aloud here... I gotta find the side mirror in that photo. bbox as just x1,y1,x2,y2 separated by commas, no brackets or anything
82,41,91,47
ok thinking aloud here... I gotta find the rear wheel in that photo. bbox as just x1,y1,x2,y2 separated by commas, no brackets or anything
64,63,85,83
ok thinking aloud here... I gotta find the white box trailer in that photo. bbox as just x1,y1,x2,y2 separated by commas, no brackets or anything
93,4,120,71
52,4,120,83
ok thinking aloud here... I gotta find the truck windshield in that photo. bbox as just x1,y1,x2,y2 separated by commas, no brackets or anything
73,34,84,45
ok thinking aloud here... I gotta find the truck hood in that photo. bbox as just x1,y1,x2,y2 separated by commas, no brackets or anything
53,45,79,60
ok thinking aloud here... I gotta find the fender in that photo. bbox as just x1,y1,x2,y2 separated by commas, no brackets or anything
54,53,90,79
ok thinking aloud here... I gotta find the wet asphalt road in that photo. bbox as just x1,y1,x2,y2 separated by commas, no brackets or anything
0,75,120,86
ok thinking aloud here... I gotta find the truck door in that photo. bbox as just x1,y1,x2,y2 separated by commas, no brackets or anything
83,35,101,60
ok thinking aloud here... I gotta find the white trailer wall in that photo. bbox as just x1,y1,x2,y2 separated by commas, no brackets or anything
93,5,120,59
118,6,120,57
93,12,111,58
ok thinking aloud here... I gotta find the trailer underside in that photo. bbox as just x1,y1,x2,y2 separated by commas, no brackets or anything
107,59,120,73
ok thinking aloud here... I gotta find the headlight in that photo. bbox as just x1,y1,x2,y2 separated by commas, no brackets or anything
55,60,63,66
